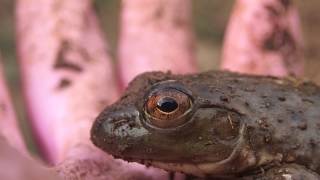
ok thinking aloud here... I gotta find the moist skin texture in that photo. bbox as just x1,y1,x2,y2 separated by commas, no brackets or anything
91,71,320,179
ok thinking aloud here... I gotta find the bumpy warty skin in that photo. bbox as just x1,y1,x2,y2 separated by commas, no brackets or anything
91,71,320,178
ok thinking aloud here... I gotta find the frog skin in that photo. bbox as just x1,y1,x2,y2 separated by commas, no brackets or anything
91,71,320,179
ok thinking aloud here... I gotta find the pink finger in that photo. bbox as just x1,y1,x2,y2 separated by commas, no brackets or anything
118,0,197,88
16,1,166,179
0,55,25,153
17,0,118,163
221,0,304,77
117,1,196,179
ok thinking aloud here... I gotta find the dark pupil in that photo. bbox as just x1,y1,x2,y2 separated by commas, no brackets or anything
157,97,178,113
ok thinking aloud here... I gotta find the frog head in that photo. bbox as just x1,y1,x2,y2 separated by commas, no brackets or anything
91,72,256,177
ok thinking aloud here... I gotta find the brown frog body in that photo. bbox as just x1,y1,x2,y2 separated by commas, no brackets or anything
91,71,320,179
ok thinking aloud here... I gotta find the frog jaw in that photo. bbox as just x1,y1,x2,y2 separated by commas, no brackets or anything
129,125,257,177
146,145,256,177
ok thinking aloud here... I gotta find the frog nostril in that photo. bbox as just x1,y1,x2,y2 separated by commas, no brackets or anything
112,119,132,129
278,97,286,102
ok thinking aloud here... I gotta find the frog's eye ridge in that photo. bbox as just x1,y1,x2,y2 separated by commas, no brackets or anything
144,88,193,128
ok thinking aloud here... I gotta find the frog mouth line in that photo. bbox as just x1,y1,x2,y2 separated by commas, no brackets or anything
122,125,256,177
136,159,227,177
124,145,255,177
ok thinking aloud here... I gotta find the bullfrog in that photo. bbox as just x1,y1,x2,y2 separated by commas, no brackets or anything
91,71,320,179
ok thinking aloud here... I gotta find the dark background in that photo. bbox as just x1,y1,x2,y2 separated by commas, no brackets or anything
0,0,319,152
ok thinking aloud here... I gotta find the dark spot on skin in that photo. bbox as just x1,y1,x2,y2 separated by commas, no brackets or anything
154,4,164,19
220,95,230,102
265,4,282,17
52,1,63,13
277,119,284,123
268,21,300,70
309,139,317,148
263,27,296,53
232,79,240,83
57,78,72,89
279,0,291,10
53,41,84,72
264,0,291,17
278,97,286,101
173,17,188,28
144,161,152,167
297,122,307,130
245,102,250,107
128,121,137,129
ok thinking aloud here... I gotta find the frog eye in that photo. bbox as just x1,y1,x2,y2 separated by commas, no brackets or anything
144,88,192,128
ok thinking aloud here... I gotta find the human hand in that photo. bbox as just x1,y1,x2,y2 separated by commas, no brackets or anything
0,0,303,180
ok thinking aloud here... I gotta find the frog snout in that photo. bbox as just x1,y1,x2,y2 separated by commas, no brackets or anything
90,106,146,156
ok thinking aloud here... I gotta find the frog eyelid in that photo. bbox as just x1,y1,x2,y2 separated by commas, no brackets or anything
143,80,195,102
